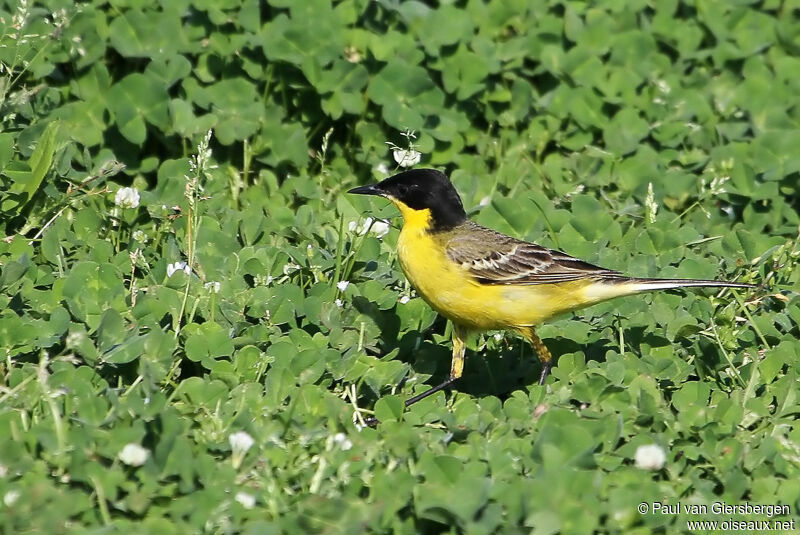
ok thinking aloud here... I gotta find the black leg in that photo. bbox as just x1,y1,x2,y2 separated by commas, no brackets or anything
538,360,552,385
362,377,458,427
404,377,458,407
364,325,468,427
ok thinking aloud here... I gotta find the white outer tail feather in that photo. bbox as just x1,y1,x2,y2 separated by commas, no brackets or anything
625,278,755,292
582,277,754,303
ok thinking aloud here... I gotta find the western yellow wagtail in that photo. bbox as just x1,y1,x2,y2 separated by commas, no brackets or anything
348,169,754,417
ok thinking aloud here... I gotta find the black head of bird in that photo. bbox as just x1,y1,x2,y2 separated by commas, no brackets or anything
348,169,466,231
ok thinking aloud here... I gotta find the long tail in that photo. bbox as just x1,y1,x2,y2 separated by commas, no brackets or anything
622,277,755,292
581,276,755,304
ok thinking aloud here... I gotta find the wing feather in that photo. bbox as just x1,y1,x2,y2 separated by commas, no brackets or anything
444,222,625,285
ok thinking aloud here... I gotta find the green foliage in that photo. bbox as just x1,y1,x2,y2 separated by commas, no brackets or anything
0,0,799,532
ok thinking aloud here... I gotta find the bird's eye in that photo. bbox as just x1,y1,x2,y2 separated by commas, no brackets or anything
396,183,409,196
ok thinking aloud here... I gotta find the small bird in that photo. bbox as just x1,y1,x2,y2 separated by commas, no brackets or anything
348,169,754,417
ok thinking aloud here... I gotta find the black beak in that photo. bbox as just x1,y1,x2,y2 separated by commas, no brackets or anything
347,184,383,196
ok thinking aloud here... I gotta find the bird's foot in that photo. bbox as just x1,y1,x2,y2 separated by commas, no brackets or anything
363,415,379,428
361,377,458,428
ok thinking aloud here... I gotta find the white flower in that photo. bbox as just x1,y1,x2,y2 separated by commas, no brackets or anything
398,295,410,305
334,433,352,451
283,262,300,275
365,220,379,235
114,187,140,209
132,229,148,243
3,490,20,507
334,298,343,307
645,182,658,224
187,130,214,180
393,149,421,168
118,443,149,467
65,330,86,349
235,492,256,509
336,280,349,292
348,217,390,238
709,175,729,195
370,219,390,238
326,432,353,451
655,79,671,94
204,281,221,294
374,162,389,175
229,431,254,469
634,444,666,470
166,261,190,277
229,431,254,453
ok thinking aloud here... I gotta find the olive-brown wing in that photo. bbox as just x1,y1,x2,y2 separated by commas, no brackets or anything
444,223,624,285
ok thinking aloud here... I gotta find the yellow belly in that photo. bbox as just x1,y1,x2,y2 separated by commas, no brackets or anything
397,227,598,331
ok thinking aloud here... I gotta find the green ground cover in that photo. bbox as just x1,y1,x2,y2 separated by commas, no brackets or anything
0,0,798,532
